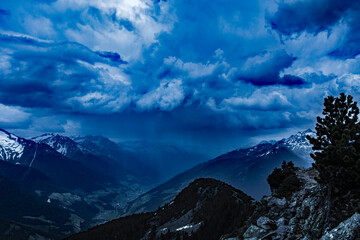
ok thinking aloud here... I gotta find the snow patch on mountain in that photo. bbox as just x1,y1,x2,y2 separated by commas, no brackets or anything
31,133,55,143
0,129,24,162
277,129,315,164
32,134,80,156
70,136,106,156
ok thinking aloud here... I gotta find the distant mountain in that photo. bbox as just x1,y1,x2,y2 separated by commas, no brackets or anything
0,129,150,237
65,178,254,240
1,130,109,191
123,130,315,214
119,140,207,182
0,129,116,191
33,134,134,181
32,133,207,186
72,135,161,183
276,128,314,162
32,133,79,156
0,129,30,165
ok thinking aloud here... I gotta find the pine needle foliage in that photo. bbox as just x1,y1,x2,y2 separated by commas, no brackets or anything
307,93,360,193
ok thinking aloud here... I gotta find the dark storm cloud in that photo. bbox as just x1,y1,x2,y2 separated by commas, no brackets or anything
269,0,357,35
269,0,360,59
114,18,135,32
0,9,10,16
0,33,127,109
95,51,128,64
237,50,305,86
150,0,267,63
0,34,126,65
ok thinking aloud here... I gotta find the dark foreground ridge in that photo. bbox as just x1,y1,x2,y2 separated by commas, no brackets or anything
65,178,255,240
65,169,360,240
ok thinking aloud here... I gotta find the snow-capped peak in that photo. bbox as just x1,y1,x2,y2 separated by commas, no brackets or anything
70,135,120,159
258,140,277,145
0,129,25,162
277,129,315,162
280,129,314,149
32,133,77,156
31,133,56,142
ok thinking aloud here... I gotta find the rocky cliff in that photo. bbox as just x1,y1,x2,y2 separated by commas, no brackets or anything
224,168,360,240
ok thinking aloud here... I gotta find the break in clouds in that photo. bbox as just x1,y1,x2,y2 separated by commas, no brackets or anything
0,0,360,151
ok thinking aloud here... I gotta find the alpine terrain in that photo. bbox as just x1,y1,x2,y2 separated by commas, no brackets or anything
66,168,360,240
123,129,315,215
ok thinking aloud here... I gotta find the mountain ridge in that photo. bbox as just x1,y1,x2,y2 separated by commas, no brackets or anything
123,129,315,215
0,128,318,239
65,168,360,240
65,178,255,240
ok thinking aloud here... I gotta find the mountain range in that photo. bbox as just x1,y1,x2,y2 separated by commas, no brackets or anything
0,129,147,239
1,129,114,191
0,128,209,239
32,133,154,191
0,128,316,239
119,140,207,182
123,129,314,215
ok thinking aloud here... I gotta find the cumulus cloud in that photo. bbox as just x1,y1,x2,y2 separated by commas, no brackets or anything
55,0,173,61
163,57,218,79
0,104,30,125
221,91,292,111
136,79,185,111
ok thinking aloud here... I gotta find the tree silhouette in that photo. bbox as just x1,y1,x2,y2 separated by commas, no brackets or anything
307,93,360,193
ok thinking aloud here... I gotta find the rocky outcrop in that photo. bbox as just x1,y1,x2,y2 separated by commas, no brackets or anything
66,168,359,240
65,178,255,240
238,168,358,240
321,213,360,240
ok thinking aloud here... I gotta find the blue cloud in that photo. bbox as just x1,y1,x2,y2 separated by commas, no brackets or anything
269,0,360,59
0,33,127,110
95,51,128,64
0,9,10,16
116,19,135,32
237,50,302,86
1,0,360,153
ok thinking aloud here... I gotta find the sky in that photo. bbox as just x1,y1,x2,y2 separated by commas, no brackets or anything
0,0,360,157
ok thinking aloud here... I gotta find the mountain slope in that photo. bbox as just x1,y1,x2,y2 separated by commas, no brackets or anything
0,129,116,191
0,129,155,237
119,140,208,182
33,134,132,182
33,133,160,194
123,130,314,214
72,135,160,183
0,159,63,193
0,129,29,165
66,168,360,240
65,178,255,240
0,174,74,240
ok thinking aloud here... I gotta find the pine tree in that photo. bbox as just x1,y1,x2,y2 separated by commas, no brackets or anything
307,93,360,193
267,161,301,197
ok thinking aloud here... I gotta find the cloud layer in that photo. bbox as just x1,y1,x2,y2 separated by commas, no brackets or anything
1,0,360,154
